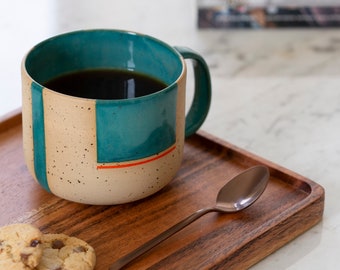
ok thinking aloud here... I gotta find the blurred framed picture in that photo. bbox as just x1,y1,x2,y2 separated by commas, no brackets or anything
198,0,340,28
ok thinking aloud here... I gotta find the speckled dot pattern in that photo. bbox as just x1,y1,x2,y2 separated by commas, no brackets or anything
22,67,187,205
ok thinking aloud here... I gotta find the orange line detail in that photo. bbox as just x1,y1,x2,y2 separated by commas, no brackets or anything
97,145,176,169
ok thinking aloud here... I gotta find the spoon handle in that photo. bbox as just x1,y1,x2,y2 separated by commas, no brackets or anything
109,207,215,270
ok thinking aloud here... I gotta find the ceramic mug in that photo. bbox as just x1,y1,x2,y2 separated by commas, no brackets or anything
21,29,211,205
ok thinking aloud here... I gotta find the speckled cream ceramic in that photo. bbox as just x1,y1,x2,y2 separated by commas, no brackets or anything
21,30,211,205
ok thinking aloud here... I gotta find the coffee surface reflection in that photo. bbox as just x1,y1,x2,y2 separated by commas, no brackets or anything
44,69,167,99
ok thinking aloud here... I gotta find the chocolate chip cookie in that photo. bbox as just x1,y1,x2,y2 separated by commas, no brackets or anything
0,223,43,269
37,233,96,270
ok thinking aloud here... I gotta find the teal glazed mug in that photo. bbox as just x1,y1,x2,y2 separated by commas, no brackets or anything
21,29,211,205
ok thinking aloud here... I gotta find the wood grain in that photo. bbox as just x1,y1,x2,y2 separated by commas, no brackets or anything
0,110,324,270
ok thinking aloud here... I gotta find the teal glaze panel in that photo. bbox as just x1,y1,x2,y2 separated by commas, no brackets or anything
96,86,177,163
31,82,50,191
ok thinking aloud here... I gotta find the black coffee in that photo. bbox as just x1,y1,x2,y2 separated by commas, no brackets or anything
43,69,167,99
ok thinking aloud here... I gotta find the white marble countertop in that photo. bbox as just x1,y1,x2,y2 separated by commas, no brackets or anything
2,0,340,269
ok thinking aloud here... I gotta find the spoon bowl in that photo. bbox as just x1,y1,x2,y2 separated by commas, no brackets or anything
110,165,270,270
216,165,269,212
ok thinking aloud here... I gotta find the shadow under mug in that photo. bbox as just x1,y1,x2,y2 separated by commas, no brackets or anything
22,29,211,205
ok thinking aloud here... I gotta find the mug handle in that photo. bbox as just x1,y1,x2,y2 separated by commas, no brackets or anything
174,46,212,137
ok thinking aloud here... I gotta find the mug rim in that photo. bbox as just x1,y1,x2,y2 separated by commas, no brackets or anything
22,29,186,103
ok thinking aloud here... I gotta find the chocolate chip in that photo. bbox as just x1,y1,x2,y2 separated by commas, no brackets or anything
52,239,65,249
30,239,41,247
20,253,31,264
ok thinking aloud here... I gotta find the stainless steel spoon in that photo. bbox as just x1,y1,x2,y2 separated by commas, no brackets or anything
109,165,270,270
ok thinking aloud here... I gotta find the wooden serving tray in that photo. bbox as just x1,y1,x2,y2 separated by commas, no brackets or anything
0,109,324,270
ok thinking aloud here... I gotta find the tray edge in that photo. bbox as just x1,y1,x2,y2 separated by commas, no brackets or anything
0,108,22,133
